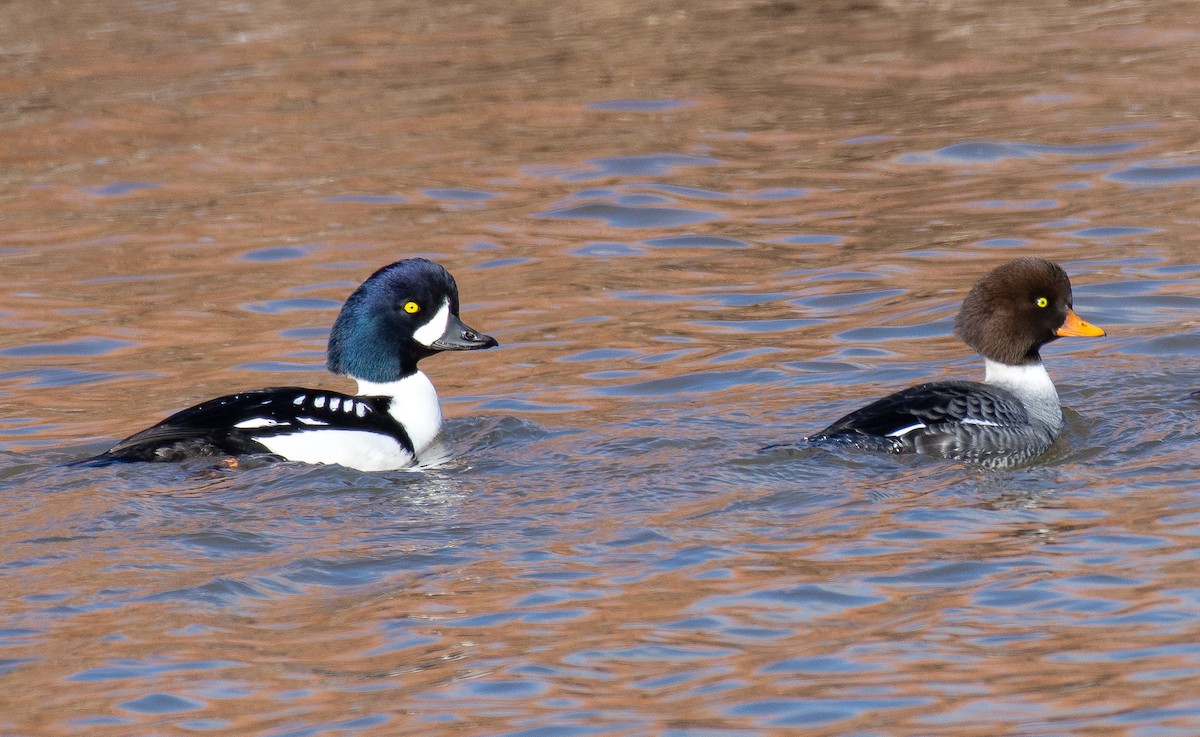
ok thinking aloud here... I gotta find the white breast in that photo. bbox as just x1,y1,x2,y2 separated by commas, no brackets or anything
356,371,444,456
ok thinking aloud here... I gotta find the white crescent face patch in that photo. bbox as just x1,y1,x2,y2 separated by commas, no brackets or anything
412,299,450,347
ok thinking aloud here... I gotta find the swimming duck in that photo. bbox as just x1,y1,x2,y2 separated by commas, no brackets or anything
89,258,497,471
808,257,1105,467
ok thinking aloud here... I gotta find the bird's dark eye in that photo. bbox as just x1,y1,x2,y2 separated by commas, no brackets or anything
403,301,420,314
1035,296,1048,308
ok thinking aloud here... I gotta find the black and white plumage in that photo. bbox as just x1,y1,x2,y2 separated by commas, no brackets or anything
94,390,416,465
807,257,1105,467
89,258,498,472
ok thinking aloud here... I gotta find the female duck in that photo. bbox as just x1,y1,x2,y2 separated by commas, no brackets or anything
808,257,1105,467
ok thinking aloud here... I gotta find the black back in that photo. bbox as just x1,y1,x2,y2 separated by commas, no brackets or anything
89,387,412,464
809,380,1054,466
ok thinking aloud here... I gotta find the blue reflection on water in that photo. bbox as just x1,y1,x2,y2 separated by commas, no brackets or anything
1108,164,1200,184
0,338,134,358
83,182,162,196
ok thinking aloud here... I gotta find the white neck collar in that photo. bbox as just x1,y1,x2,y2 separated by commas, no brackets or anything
355,372,443,455
983,359,1062,431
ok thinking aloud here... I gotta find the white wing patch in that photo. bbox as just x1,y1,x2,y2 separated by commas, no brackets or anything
886,422,927,438
234,417,283,430
961,417,1003,427
297,417,329,426
412,299,450,347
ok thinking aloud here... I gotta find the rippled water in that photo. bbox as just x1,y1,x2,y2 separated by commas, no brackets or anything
2,1,1199,735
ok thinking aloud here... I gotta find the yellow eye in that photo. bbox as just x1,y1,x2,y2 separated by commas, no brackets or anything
403,301,420,314
1035,297,1048,308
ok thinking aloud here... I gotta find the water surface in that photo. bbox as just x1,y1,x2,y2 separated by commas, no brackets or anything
1,1,1199,735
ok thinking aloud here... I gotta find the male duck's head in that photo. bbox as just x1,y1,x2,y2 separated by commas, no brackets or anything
326,258,498,382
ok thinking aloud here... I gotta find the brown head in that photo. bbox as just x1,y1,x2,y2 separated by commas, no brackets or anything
953,257,1105,365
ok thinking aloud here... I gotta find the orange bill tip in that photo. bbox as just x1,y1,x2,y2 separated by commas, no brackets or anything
1057,307,1106,338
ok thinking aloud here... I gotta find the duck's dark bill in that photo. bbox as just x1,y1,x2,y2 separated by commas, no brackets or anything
1056,308,1105,338
432,313,499,350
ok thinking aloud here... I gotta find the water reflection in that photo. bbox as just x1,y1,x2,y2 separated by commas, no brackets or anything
1,0,1200,735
